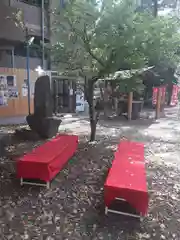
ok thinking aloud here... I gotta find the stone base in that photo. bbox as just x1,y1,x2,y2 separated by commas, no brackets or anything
26,115,62,139
15,129,42,141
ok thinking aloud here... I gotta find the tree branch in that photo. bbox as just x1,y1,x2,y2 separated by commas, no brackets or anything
83,24,106,68
64,16,105,68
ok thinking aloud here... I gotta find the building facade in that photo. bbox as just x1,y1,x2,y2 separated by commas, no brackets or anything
0,0,50,70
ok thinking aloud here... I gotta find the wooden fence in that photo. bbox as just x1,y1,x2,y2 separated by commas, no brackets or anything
0,68,38,117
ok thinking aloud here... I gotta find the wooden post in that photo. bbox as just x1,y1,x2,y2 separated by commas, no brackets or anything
161,87,166,115
128,92,133,120
155,88,161,119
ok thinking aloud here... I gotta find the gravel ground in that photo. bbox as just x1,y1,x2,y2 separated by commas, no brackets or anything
0,107,180,239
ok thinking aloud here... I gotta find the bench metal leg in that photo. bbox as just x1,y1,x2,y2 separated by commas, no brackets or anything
105,198,141,218
20,177,23,186
46,182,50,189
20,178,50,189
105,206,108,215
105,207,141,218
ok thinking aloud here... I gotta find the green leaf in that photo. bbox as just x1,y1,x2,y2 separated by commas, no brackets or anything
51,0,180,91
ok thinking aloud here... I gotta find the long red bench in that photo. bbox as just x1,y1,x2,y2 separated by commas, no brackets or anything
17,134,78,188
104,140,148,217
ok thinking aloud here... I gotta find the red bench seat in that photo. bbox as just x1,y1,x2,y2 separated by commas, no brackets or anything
17,134,78,184
104,140,148,216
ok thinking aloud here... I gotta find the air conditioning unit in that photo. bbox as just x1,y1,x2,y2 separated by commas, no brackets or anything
51,71,59,77
44,71,59,81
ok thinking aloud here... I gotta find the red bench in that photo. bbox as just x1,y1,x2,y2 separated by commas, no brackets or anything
104,140,148,217
17,134,78,188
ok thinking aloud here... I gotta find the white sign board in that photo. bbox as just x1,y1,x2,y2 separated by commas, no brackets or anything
76,90,85,112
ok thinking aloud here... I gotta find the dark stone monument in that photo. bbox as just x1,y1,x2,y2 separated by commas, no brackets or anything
26,75,62,139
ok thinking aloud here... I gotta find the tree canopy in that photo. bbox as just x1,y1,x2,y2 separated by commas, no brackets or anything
51,0,180,140
52,0,148,79
52,0,180,80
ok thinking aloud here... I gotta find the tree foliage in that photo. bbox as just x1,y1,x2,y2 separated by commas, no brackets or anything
142,14,180,70
51,0,180,140
52,0,180,81
52,0,149,79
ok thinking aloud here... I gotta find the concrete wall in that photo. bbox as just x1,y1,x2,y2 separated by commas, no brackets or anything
11,0,49,39
0,2,25,42
0,0,50,43
14,56,48,70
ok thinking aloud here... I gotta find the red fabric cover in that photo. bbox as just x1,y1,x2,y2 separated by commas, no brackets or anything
17,134,78,182
104,140,148,216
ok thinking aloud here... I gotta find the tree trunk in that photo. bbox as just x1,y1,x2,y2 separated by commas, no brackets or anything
90,110,96,141
128,92,133,120
86,79,98,142
153,0,158,17
155,88,161,119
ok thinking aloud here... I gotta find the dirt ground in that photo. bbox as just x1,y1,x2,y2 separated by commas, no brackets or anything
0,107,180,240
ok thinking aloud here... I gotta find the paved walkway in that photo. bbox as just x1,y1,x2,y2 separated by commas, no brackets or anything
0,113,88,126
0,116,26,126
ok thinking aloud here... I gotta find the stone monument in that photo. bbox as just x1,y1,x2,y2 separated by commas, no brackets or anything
26,75,62,139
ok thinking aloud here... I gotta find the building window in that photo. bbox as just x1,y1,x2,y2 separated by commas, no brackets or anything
19,0,49,8
14,37,43,58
